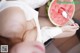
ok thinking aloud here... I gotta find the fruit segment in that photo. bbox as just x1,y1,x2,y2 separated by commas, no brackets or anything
48,0,75,26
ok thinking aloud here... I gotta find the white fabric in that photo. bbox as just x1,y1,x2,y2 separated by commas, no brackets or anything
0,1,38,20
38,27,63,43
18,0,49,9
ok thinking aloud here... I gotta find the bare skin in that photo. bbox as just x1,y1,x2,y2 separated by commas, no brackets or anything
0,0,79,53
0,7,37,43
39,5,79,38
0,7,42,53
10,41,45,53
0,3,79,44
39,17,79,38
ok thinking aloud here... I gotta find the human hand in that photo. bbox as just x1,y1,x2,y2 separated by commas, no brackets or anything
61,23,79,32
54,23,79,38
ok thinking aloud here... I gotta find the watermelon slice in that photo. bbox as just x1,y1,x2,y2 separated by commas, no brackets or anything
48,0,75,26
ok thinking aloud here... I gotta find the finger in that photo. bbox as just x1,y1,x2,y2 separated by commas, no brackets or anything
69,26,79,30
67,23,79,29
71,23,79,27
74,23,79,28
69,26,79,31
63,25,79,32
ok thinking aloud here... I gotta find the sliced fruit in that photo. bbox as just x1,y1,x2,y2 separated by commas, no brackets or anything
48,0,75,26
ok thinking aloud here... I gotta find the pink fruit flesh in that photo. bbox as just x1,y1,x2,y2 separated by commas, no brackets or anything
48,0,75,26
